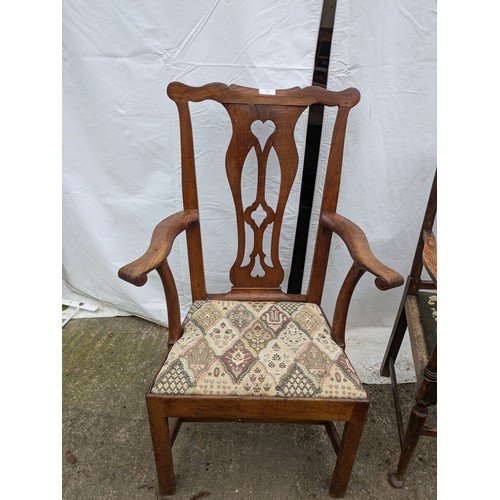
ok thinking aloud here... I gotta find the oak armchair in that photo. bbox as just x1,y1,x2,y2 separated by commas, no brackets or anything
118,82,404,498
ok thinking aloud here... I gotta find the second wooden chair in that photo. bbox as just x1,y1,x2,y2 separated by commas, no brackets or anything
380,171,437,487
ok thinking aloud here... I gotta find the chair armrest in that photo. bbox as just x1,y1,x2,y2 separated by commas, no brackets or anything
422,230,437,285
320,211,404,290
118,209,199,286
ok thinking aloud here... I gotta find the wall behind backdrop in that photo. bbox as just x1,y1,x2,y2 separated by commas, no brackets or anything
63,0,436,379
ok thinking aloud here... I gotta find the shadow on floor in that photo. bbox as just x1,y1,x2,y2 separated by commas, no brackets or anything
62,316,436,499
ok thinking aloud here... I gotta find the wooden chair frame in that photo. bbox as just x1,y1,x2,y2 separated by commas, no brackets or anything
119,82,404,498
380,171,437,487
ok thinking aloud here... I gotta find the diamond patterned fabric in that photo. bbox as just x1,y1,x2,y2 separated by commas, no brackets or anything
152,300,367,399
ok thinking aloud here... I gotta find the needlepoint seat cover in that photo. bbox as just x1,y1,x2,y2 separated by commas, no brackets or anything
416,292,437,356
152,300,366,399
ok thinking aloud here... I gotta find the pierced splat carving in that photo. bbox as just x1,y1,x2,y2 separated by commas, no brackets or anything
224,104,306,289
250,120,276,150
165,81,362,300
249,203,268,227
250,255,266,278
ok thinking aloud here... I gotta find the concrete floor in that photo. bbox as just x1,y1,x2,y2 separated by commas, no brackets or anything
62,316,436,500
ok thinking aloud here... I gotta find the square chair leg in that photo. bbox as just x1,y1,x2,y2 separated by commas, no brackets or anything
147,396,175,496
330,401,369,498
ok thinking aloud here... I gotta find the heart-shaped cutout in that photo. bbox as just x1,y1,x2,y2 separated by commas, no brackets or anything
251,120,276,150
250,255,266,278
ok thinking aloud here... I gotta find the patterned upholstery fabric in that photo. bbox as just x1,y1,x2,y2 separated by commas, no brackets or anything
152,300,366,399
416,293,437,355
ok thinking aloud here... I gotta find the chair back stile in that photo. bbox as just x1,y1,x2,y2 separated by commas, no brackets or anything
171,98,207,302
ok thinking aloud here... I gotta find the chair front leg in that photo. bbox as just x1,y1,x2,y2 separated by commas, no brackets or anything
330,401,369,498
146,396,176,497
388,401,429,488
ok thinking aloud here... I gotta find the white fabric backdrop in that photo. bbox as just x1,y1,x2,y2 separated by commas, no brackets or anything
300,0,436,380
63,0,323,324
63,1,436,381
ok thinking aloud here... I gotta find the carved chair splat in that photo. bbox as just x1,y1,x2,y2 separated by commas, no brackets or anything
119,82,404,498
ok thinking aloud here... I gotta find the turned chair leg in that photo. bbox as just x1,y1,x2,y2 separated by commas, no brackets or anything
330,402,369,498
146,398,176,497
390,350,436,488
389,401,428,488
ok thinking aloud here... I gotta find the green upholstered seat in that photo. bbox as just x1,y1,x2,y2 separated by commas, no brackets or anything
416,292,437,355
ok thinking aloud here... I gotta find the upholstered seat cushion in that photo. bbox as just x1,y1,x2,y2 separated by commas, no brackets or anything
416,293,437,355
152,300,366,399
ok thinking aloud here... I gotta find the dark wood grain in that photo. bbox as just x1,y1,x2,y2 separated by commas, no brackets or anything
380,169,437,488
381,171,437,376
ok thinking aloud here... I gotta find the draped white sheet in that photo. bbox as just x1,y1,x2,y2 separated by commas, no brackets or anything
63,0,323,324
63,1,436,381
301,0,436,380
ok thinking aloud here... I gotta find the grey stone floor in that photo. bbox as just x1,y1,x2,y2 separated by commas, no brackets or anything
62,316,436,499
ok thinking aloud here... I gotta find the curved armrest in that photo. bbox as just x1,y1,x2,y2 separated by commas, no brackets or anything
118,209,199,286
320,211,404,290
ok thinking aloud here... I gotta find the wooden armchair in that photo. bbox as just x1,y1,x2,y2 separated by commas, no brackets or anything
380,171,437,487
118,82,404,498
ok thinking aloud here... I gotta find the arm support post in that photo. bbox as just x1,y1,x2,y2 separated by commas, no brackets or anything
118,209,199,344
314,211,404,347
